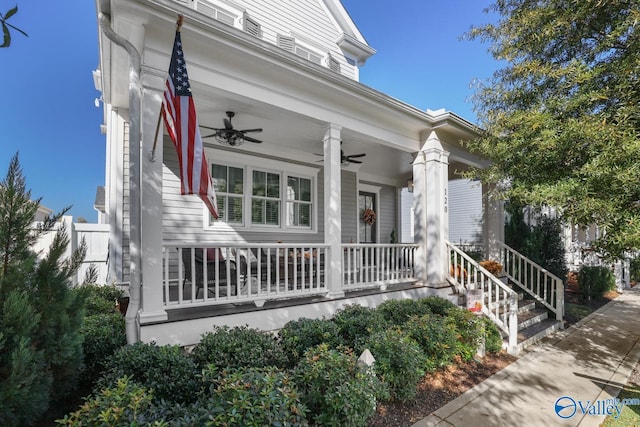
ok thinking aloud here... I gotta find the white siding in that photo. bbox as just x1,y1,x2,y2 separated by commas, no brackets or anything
448,179,483,245
221,0,358,80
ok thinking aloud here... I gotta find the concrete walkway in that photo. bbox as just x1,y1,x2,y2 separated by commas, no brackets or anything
414,287,640,427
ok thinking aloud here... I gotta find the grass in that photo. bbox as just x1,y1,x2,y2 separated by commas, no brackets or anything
565,302,594,320
601,385,640,426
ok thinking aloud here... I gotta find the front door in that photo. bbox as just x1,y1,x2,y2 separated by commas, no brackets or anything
359,192,376,243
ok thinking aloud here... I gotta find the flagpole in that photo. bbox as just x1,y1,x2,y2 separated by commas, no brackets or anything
149,14,184,162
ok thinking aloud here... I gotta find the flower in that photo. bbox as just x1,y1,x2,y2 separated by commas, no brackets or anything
480,260,503,275
362,208,376,225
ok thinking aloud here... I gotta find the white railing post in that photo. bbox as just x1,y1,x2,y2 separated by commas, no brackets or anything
556,279,564,324
508,292,518,355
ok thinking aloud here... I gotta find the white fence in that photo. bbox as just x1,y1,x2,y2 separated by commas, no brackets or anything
32,216,109,285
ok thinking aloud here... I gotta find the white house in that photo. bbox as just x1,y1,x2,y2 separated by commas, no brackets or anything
94,0,563,354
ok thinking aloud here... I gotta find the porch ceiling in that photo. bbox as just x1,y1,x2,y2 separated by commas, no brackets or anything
190,86,418,182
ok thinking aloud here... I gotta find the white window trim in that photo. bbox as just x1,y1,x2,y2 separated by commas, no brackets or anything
204,149,319,233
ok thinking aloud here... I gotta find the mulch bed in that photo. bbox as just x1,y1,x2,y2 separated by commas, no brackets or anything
368,352,516,427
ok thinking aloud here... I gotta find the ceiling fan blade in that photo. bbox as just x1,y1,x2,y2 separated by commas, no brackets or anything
202,132,219,138
239,128,263,133
348,159,363,164
200,125,221,131
347,153,366,158
243,135,263,143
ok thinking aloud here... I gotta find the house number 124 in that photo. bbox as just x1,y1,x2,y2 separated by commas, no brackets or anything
444,188,448,213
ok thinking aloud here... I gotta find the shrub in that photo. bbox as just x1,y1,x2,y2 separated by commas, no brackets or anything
56,376,168,426
406,313,459,371
446,307,483,361
579,265,615,301
332,304,389,350
80,312,126,387
80,284,124,316
364,328,426,401
417,296,457,316
376,298,432,326
293,344,382,427
196,366,308,426
191,325,287,372
480,317,503,353
278,317,343,366
98,342,201,405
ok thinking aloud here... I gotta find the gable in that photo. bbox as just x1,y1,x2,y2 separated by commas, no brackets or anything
188,0,375,79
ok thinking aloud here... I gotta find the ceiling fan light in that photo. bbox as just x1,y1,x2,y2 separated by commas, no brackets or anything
215,133,244,146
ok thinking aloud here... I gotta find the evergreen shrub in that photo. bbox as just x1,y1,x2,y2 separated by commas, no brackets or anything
98,342,201,405
364,328,426,401
579,265,615,301
376,298,432,326
278,317,343,366
191,325,287,372
293,344,382,427
332,304,389,351
405,313,459,371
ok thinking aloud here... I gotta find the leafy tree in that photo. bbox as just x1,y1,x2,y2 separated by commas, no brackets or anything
466,0,640,257
0,154,87,426
1,5,27,47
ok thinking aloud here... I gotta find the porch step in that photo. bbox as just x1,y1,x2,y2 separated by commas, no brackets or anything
517,308,548,331
514,319,563,353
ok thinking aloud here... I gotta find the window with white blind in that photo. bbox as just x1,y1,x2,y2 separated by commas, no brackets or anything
211,164,244,225
287,176,312,228
251,170,280,226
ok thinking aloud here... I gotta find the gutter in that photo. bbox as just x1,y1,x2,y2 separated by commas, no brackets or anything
97,12,142,344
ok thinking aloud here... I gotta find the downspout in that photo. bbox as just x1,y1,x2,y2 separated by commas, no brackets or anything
98,13,142,344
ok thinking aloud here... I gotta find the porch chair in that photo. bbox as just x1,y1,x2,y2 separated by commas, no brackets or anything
181,248,243,298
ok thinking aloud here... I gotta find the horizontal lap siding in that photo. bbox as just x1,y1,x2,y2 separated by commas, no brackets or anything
378,184,397,244
341,170,357,242
448,179,483,245
241,0,356,79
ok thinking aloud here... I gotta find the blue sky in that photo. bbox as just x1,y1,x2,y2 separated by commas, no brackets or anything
1,1,499,222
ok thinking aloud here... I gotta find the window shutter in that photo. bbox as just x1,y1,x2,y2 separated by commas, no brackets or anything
277,35,295,53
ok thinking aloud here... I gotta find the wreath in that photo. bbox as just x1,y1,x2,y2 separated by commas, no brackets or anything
362,208,376,225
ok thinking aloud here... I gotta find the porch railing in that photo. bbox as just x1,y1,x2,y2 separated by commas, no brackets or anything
342,243,418,291
447,242,518,353
497,242,564,322
163,243,329,308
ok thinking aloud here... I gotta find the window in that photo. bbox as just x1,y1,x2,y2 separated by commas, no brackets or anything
251,170,280,226
212,164,244,224
209,158,316,231
296,46,323,65
287,176,312,228
277,34,323,65
195,1,236,26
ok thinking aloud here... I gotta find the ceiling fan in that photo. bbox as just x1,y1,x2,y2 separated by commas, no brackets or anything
200,111,263,146
315,142,366,166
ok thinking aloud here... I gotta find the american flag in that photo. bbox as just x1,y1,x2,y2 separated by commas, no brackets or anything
161,30,219,219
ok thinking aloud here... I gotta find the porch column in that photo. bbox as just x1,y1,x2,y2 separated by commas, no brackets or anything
482,183,505,261
138,69,168,323
412,150,427,284
414,131,449,285
323,124,345,298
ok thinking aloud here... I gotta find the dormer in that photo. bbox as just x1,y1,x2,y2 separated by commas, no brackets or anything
182,0,376,81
